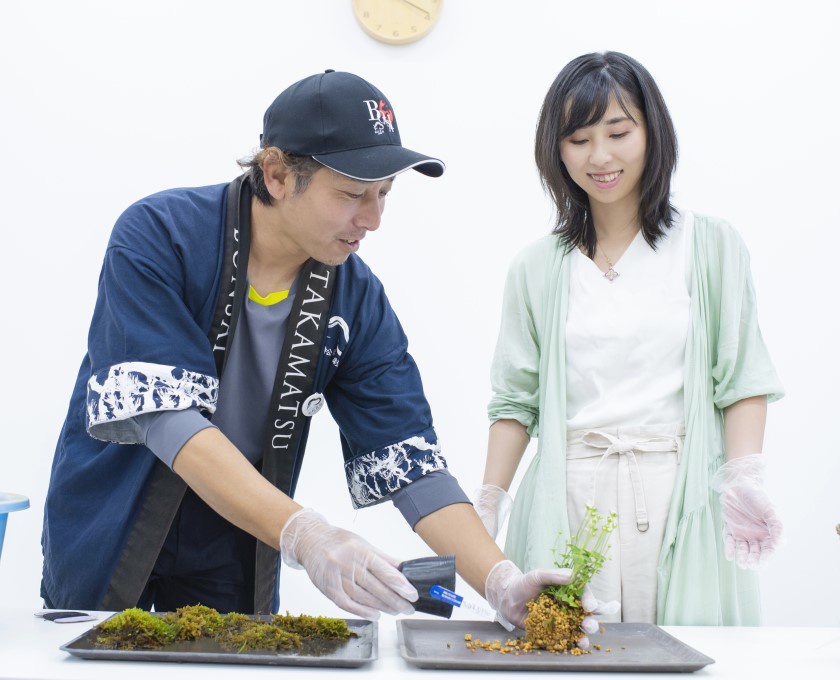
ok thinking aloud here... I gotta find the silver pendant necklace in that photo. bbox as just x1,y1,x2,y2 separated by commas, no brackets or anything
598,245,620,282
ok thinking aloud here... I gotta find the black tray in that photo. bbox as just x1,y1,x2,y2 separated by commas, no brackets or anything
396,620,714,673
61,615,377,668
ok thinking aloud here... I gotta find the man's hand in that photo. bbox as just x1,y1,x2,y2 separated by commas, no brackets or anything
483,560,608,648
280,508,419,619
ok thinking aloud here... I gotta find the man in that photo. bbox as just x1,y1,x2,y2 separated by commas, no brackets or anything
41,70,578,630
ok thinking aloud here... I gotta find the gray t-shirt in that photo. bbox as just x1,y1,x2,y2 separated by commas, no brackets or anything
135,280,467,527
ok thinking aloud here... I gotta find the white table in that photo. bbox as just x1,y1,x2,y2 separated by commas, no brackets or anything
1,608,838,679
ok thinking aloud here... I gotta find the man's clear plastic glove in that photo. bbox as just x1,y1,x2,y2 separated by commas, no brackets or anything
473,484,513,539
484,560,616,649
280,508,418,620
710,453,783,569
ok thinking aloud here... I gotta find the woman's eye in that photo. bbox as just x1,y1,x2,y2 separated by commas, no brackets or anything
569,139,588,146
610,131,630,139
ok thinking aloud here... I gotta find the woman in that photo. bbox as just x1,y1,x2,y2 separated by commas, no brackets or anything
474,51,783,625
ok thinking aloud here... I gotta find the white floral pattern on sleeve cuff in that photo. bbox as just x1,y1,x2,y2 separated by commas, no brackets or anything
345,430,447,508
86,362,218,443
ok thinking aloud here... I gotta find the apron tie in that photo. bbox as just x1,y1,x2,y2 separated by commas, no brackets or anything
571,428,684,533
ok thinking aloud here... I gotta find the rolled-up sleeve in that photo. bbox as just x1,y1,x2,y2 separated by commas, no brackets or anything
324,267,451,508
487,248,542,436
391,470,470,529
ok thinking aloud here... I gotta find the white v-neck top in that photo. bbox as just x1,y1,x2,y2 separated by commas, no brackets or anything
565,211,692,430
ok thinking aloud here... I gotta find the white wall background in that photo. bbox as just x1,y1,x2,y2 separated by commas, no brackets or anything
1,0,838,627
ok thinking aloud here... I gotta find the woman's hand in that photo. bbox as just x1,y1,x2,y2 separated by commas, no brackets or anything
711,454,783,568
472,484,513,539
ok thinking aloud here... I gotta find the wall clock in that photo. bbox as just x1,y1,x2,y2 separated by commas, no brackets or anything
352,0,443,45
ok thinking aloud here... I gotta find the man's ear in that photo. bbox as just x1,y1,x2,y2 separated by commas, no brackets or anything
261,150,292,201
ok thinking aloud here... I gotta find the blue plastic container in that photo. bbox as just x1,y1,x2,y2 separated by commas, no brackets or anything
0,492,29,564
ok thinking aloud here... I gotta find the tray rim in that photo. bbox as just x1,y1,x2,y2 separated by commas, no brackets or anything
396,619,715,673
60,613,378,668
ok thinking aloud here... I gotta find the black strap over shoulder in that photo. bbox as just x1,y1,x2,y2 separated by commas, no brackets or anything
98,460,187,611
254,258,335,612
98,177,250,612
210,174,251,377
100,174,335,613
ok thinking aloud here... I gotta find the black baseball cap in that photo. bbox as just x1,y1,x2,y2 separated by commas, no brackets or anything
261,70,445,182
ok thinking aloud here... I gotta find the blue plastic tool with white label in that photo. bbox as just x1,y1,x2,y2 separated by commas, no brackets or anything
429,585,494,619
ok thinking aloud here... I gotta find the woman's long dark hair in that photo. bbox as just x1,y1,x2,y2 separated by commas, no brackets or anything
535,52,678,256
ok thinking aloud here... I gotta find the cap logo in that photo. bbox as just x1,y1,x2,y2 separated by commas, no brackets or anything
362,99,395,135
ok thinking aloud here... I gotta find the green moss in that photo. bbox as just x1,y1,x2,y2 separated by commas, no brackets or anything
95,608,178,650
217,619,302,652
271,612,353,641
94,606,353,653
164,604,226,641
221,612,253,629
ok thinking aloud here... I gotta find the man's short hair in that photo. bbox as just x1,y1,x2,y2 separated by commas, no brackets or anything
237,148,324,205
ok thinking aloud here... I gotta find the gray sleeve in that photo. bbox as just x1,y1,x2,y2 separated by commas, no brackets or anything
390,470,472,530
133,407,217,469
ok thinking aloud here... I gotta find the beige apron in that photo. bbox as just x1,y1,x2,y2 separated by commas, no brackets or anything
566,423,684,623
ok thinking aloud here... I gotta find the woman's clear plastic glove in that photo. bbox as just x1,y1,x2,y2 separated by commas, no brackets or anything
484,560,618,649
472,484,513,539
279,508,418,619
710,454,783,569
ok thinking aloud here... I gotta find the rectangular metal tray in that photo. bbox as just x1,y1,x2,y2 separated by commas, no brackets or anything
61,615,377,668
396,620,714,673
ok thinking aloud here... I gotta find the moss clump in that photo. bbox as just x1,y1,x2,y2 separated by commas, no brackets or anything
164,604,226,641
217,618,302,652
271,612,353,641
95,608,178,650
94,605,352,653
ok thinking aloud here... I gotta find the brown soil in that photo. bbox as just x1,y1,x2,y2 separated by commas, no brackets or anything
463,593,590,656
524,593,587,652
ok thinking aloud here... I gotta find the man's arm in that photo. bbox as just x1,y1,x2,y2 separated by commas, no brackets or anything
414,503,506,597
414,501,582,632
172,427,300,549
172,427,418,618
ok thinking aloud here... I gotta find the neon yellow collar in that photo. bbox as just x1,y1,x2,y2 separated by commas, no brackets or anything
248,285,289,306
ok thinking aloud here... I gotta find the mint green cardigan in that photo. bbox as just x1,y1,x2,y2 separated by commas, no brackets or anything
488,214,784,625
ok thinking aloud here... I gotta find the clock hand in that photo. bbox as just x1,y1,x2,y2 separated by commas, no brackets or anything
398,0,430,19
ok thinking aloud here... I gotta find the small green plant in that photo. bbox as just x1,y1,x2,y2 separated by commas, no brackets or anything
543,504,617,610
